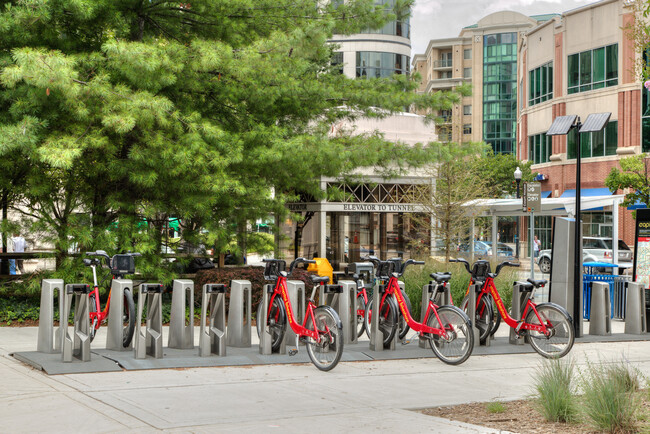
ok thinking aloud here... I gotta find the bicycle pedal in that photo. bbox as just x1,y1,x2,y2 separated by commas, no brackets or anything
288,349,298,356
401,339,411,345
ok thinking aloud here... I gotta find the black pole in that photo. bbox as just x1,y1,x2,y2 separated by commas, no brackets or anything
573,118,582,336
516,180,520,259
1,190,7,275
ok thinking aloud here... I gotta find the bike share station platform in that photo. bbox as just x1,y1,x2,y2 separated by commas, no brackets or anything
13,218,650,376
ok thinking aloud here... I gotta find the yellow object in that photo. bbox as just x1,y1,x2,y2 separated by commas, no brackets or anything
307,258,334,284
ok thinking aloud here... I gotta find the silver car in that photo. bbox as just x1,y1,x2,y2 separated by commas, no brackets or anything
537,237,633,273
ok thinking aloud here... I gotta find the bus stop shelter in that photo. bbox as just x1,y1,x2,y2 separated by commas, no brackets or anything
463,194,625,266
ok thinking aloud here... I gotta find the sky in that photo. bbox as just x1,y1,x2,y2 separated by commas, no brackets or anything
410,0,598,56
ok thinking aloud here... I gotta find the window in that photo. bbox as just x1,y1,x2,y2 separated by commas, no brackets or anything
361,0,411,39
356,52,410,78
440,110,452,123
463,105,472,115
528,62,553,106
483,32,517,154
439,71,452,79
567,121,618,158
463,124,472,135
463,67,471,78
464,49,472,60
528,133,551,164
331,52,343,74
567,44,618,94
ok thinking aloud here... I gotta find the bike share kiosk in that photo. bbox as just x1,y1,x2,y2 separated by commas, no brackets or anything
37,279,65,354
61,283,92,362
134,283,164,359
549,217,584,337
227,280,252,348
260,260,287,355
169,279,195,349
319,280,357,345
199,284,227,357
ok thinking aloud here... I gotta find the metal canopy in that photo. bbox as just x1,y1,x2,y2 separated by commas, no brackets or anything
579,112,611,133
546,115,577,136
464,195,625,217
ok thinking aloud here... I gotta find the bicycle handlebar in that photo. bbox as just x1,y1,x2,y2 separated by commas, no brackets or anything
362,256,424,278
449,258,471,274
288,257,316,274
494,261,520,277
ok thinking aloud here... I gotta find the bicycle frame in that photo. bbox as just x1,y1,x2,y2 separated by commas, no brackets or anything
481,277,550,335
267,275,321,341
380,275,446,336
88,264,110,330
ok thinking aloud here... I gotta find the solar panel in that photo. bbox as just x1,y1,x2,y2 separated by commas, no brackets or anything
546,115,577,136
579,112,611,133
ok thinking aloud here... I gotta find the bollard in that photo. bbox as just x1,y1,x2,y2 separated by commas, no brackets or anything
106,279,133,351
259,284,287,355
199,284,227,357
37,279,64,353
227,280,252,348
134,283,164,359
590,281,611,336
467,281,483,348
369,282,397,351
168,279,195,349
625,282,647,334
320,281,357,345
61,284,91,362
508,282,528,345
286,280,305,346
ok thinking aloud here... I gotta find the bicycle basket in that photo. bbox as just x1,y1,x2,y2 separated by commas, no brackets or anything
471,260,491,281
112,254,135,275
263,260,286,280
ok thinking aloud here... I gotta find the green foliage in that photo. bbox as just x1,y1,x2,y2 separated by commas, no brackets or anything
0,0,461,280
605,153,650,211
533,358,579,423
470,151,536,198
581,359,643,432
0,297,41,325
401,259,516,319
485,401,506,414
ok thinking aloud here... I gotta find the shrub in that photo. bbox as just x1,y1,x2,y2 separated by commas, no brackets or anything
533,358,579,423
401,258,517,320
581,360,642,433
194,265,315,318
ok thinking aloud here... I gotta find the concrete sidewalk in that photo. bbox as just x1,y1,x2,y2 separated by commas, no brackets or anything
2,327,650,433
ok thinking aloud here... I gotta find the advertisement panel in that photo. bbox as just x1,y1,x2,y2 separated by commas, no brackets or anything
633,208,650,288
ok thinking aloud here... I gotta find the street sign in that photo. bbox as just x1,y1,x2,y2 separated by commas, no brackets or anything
522,182,541,212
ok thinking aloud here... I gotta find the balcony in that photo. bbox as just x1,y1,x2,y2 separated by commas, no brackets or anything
433,59,452,69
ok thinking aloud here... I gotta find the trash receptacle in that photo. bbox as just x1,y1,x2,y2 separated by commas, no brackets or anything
582,262,630,320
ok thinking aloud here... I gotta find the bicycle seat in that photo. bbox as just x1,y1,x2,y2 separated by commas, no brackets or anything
310,275,330,285
430,272,451,283
527,278,547,288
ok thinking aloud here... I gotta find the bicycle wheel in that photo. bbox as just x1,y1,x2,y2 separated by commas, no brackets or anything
89,294,98,343
305,306,344,371
365,296,398,348
398,290,412,340
256,297,287,352
525,303,574,359
355,293,366,339
122,289,136,347
460,294,493,342
426,305,474,365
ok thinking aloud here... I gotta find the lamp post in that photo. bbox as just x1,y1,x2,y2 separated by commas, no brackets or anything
514,167,522,259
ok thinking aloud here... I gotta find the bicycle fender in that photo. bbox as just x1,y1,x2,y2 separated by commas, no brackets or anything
533,302,573,323
316,305,343,330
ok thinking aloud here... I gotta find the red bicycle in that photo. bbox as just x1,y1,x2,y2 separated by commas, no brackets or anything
256,257,344,371
83,250,139,346
451,258,575,358
363,256,474,365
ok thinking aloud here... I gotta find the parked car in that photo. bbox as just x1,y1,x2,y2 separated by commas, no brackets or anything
457,240,492,258
483,242,515,259
536,237,633,273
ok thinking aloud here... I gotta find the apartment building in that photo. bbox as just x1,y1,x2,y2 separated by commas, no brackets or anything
518,0,640,244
